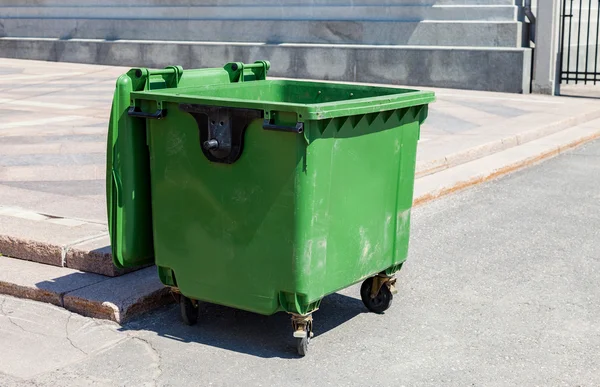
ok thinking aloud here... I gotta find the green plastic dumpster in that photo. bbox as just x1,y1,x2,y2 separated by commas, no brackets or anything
107,61,434,356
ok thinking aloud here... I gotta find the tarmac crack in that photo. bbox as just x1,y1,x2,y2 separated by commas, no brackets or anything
65,313,88,355
131,336,163,386
0,297,36,334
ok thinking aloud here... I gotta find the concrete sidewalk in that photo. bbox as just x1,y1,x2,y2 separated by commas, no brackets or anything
1,58,600,322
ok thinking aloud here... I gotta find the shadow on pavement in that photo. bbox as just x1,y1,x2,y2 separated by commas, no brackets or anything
559,84,600,100
559,93,600,100
120,292,366,359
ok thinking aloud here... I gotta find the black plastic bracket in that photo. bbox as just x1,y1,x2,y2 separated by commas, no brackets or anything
179,104,262,164
263,119,304,133
127,106,167,119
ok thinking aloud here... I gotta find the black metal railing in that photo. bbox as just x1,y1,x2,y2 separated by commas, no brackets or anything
559,0,600,84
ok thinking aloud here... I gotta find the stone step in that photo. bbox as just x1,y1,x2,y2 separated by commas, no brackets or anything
0,19,526,48
0,0,519,6
0,5,520,21
416,105,600,179
0,256,170,323
0,37,532,93
414,118,600,206
0,210,132,277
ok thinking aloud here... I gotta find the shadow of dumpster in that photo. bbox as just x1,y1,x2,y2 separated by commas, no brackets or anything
119,291,367,359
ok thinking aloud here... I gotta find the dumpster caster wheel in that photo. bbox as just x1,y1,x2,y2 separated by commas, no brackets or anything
179,295,198,326
291,313,313,357
296,336,309,356
360,275,395,314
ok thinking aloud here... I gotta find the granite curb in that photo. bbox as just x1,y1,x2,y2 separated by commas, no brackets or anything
413,119,600,206
0,256,173,323
415,106,600,178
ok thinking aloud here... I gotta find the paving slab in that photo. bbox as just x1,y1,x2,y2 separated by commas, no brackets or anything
65,235,140,277
0,295,125,380
62,266,172,323
0,184,106,222
0,211,130,276
64,235,112,274
415,104,600,178
0,214,107,267
413,119,600,206
560,84,600,99
0,256,172,324
0,256,107,306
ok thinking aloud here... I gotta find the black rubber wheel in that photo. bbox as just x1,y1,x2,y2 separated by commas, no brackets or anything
296,336,309,356
180,295,198,326
360,277,393,314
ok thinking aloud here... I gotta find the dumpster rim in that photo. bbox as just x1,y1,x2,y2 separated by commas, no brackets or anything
130,80,435,120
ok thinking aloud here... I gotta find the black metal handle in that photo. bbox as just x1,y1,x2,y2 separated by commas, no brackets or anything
127,106,167,119
262,119,304,133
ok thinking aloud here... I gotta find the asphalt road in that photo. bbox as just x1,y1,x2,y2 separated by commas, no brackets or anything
2,139,600,387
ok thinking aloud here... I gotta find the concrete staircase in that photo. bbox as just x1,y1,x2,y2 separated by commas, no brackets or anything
0,0,532,92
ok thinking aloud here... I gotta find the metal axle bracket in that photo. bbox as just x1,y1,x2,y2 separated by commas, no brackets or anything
179,104,262,164
370,275,398,298
291,313,314,339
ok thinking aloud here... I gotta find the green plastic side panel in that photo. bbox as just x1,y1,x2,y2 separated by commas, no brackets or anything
146,97,428,315
107,74,155,268
107,63,267,268
293,107,424,305
147,104,300,314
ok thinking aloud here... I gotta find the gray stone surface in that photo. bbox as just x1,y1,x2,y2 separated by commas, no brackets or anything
531,0,561,95
62,267,171,323
0,0,518,5
0,215,107,266
561,84,600,99
0,39,533,93
65,235,135,277
0,19,524,47
0,296,124,380
0,4,519,21
0,256,107,306
414,118,600,204
0,184,107,224
1,138,600,386
0,179,105,197
0,234,63,268
0,0,530,94
0,255,171,323
416,109,600,178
